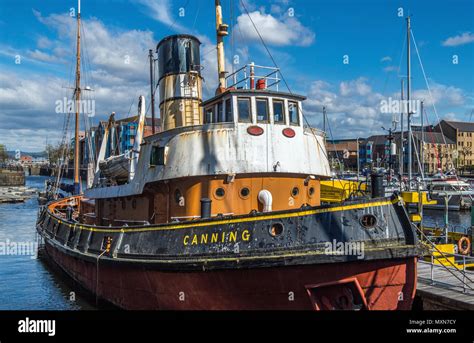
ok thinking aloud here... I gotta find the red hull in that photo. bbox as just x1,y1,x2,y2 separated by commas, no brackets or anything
45,243,417,310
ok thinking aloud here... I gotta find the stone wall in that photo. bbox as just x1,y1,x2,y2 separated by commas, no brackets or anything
0,168,25,186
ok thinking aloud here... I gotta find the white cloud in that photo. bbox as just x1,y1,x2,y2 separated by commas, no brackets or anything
444,112,457,121
37,36,53,49
442,32,474,47
412,82,466,107
27,49,61,63
0,11,156,151
383,65,397,72
339,78,372,97
302,78,469,139
134,0,186,32
380,56,392,62
234,10,315,47
31,10,155,84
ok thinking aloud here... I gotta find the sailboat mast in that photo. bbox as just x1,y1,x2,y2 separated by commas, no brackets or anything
74,0,82,194
406,16,412,189
215,0,228,94
420,100,424,174
400,78,404,177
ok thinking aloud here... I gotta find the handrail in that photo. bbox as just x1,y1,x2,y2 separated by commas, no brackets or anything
225,63,280,91
415,223,474,293
420,254,474,294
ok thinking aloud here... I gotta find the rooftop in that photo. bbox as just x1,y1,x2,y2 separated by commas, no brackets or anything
365,131,455,145
442,120,474,132
202,88,306,106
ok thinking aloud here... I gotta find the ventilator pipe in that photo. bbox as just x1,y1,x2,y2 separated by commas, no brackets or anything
258,189,273,212
200,198,212,219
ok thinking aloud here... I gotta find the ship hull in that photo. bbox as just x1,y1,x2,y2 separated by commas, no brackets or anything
37,195,419,310
43,240,416,310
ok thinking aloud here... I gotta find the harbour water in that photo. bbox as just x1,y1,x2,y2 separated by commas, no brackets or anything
0,176,95,310
0,176,471,310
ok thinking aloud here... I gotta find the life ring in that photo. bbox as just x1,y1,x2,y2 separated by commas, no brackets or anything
458,236,471,255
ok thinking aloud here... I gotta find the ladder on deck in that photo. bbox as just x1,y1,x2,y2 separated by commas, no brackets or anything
182,73,200,126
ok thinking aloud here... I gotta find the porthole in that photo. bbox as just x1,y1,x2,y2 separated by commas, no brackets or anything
360,214,377,229
308,187,315,197
269,223,284,237
240,187,250,199
291,187,299,197
215,187,225,199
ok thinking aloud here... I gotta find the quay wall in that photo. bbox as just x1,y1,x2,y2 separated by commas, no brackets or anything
0,168,25,186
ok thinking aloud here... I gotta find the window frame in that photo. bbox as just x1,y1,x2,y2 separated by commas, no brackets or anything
256,98,269,123
150,145,166,166
205,106,214,124
288,101,300,126
237,97,252,123
272,99,285,124
225,98,233,122
217,101,224,123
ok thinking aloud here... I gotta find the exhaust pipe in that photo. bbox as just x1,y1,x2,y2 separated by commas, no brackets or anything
258,189,273,212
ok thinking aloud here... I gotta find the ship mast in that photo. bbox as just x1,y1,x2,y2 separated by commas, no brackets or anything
215,0,228,94
73,0,82,194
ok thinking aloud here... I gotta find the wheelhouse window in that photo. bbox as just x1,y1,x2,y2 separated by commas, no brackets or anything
256,98,269,123
273,100,284,124
288,101,299,126
237,97,251,122
217,101,223,122
205,107,214,124
225,98,233,122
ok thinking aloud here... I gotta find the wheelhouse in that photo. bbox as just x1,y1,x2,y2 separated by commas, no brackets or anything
202,89,305,127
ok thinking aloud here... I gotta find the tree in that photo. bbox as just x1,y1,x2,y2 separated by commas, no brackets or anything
45,142,73,165
462,146,471,169
0,144,8,163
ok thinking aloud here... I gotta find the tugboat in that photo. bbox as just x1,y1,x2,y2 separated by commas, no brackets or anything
36,0,418,310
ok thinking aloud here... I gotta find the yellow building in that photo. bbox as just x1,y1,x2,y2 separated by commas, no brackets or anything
435,120,474,169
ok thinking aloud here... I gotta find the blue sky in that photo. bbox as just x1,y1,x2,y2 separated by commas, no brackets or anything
0,0,473,151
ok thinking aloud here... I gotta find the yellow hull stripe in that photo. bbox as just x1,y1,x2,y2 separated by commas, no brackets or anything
109,244,416,264
47,199,395,233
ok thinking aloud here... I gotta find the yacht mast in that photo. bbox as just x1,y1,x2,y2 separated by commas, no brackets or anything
73,0,82,194
420,100,424,175
400,78,404,177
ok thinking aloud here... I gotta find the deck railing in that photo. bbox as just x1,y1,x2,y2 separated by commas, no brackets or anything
226,63,280,91
420,251,474,294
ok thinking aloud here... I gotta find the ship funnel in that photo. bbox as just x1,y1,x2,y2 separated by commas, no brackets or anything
156,34,203,131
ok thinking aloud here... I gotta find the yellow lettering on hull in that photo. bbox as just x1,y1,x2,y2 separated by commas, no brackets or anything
183,230,251,246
